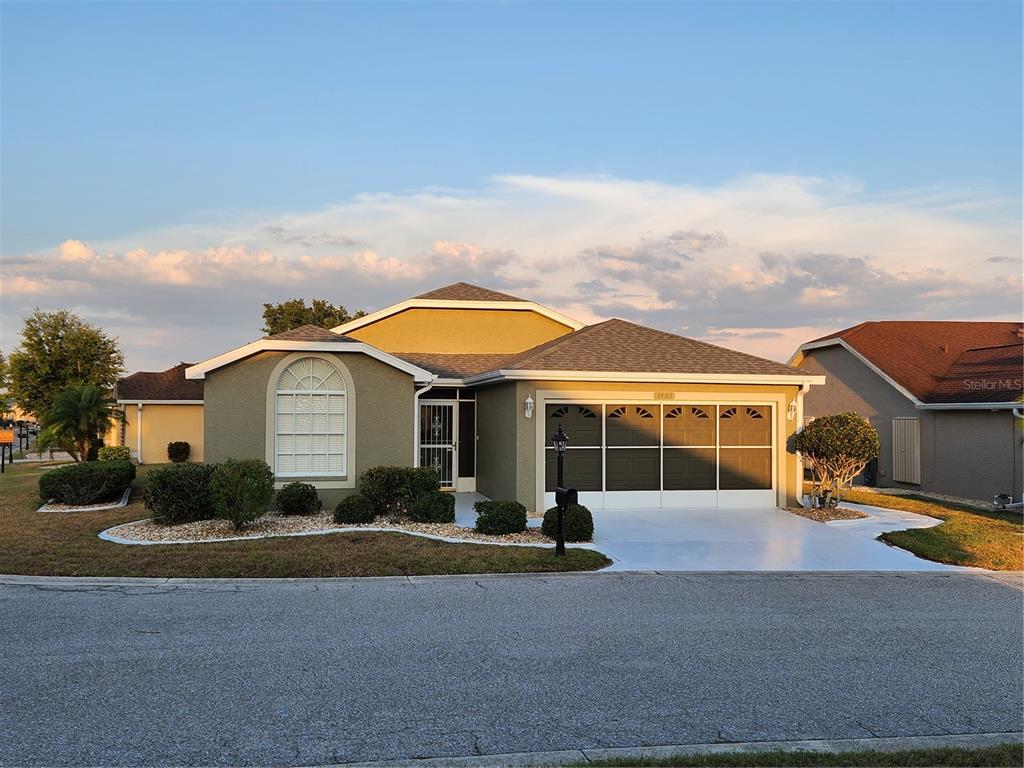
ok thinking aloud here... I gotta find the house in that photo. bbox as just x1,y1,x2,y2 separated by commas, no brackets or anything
792,321,1023,502
106,363,204,463
185,283,824,511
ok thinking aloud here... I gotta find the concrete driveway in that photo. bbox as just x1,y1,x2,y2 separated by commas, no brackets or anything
457,494,955,571
592,504,957,571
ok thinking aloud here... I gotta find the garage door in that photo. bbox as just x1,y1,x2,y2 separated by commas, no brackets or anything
543,402,774,509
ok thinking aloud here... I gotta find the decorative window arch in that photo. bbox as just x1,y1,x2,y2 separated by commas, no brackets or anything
271,356,351,477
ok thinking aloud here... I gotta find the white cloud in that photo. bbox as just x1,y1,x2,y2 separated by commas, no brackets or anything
1,173,1019,371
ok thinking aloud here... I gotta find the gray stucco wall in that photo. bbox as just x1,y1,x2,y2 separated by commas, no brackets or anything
801,346,1021,501
203,350,415,508
475,382,519,502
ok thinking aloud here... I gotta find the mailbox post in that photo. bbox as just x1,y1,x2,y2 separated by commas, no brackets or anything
551,424,574,557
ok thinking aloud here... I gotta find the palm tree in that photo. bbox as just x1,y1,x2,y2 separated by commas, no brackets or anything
37,384,120,462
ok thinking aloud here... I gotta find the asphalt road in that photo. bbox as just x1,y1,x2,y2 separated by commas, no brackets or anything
1,572,1021,766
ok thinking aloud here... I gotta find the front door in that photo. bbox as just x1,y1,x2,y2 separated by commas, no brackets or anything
419,402,456,488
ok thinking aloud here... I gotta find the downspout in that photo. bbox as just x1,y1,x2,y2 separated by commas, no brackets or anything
136,403,143,464
795,382,810,507
412,380,437,466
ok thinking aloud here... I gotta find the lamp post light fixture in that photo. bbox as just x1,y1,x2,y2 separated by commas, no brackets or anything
551,424,571,557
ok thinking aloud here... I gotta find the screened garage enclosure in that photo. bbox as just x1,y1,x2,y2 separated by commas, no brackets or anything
543,402,776,509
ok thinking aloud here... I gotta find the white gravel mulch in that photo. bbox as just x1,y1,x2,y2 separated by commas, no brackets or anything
102,511,565,546
786,505,869,523
38,486,132,513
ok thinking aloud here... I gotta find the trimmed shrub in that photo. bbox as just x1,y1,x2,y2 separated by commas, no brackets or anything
334,494,376,524
793,412,880,508
210,459,275,530
143,463,216,525
359,465,440,516
276,482,322,516
474,500,527,536
409,491,456,524
97,445,132,462
167,441,191,463
39,460,136,506
542,504,594,542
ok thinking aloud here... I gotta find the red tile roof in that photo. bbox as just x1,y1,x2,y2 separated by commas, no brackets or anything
414,282,524,302
496,319,808,377
116,363,204,401
807,321,1023,403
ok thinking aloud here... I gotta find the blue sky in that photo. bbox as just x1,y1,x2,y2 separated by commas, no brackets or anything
2,1,1021,369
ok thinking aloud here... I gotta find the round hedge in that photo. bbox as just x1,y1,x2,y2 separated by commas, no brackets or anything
542,503,594,542
409,492,455,523
276,481,322,516
334,494,376,524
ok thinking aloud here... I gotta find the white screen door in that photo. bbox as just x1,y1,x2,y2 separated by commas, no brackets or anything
419,402,456,487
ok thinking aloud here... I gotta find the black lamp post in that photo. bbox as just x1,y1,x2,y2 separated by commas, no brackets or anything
552,423,570,556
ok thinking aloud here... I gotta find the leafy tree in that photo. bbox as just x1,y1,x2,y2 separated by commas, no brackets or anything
7,310,124,420
261,299,366,336
793,412,880,508
36,384,122,462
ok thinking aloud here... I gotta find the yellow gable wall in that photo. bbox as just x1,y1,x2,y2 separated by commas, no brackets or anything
346,307,574,354
108,404,204,464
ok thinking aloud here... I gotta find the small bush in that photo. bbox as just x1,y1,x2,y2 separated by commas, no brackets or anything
144,463,217,524
210,459,275,530
97,445,132,462
409,492,456,523
334,494,376,524
167,441,191,463
793,412,880,507
474,500,527,536
542,504,594,542
276,482,322,516
359,465,440,516
39,460,136,506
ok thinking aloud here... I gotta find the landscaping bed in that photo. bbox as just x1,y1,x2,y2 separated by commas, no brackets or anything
104,511,555,545
786,505,868,524
0,462,610,578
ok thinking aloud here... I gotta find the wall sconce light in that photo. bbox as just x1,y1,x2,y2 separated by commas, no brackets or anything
787,400,798,422
524,395,535,419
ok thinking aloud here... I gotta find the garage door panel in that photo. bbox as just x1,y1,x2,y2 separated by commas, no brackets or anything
719,448,772,490
663,405,715,447
544,448,602,491
606,448,659,490
663,447,716,490
606,405,659,446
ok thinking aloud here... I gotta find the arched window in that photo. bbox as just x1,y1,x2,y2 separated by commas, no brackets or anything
275,357,347,476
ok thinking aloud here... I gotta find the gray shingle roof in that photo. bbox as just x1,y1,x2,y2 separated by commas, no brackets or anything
391,353,512,378
264,325,357,342
414,282,524,302
116,363,204,401
496,319,808,376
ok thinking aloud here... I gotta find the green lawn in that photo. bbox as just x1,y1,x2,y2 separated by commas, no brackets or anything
581,744,1022,767
842,489,1023,571
0,462,610,577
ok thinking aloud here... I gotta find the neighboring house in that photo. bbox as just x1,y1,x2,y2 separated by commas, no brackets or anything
792,322,1024,503
106,363,205,463
185,283,823,512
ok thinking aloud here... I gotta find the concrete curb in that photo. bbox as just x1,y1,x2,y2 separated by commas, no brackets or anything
38,485,132,513
319,732,1024,767
0,570,1018,589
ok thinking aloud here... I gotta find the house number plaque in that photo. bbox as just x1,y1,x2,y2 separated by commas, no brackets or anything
652,392,675,400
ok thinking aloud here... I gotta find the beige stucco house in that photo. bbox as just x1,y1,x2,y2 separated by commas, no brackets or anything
185,283,823,511
106,363,204,464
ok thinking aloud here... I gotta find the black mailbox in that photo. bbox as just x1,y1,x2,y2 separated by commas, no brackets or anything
555,486,578,508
